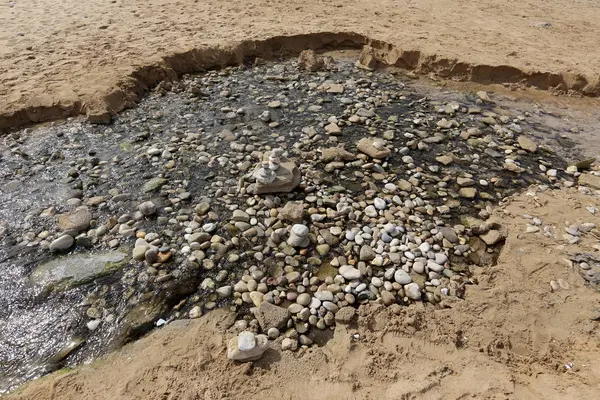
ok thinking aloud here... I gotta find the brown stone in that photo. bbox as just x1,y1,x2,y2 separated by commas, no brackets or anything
356,138,391,159
517,136,537,152
321,83,344,93
321,147,356,162
298,50,324,72
156,251,172,263
254,301,290,330
58,207,92,232
435,155,454,165
325,123,341,135
579,173,600,189
279,201,305,223
458,187,477,199
251,153,302,195
479,230,504,245
355,46,377,71
334,306,357,324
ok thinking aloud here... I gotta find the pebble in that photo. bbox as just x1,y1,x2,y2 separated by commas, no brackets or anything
373,198,386,210
49,235,75,252
296,293,311,306
338,265,361,280
404,283,421,300
394,269,412,284
189,306,201,319
86,320,101,331
267,327,280,339
138,201,157,216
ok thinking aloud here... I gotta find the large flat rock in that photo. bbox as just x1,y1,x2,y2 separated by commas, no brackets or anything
579,173,600,190
31,251,127,290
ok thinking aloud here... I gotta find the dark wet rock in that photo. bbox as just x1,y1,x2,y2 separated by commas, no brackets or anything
573,158,595,170
49,337,86,365
31,251,127,291
117,275,199,344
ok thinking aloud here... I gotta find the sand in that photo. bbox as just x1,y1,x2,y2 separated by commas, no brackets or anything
9,188,600,399
4,1,600,398
2,0,600,130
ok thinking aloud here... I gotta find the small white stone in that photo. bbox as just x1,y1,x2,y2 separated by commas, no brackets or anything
238,331,257,351
394,269,412,284
87,320,101,331
404,283,421,300
418,242,431,253
373,198,386,210
339,265,361,280
364,205,378,218
189,305,201,319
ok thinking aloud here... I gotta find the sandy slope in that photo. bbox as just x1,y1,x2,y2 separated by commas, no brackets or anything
11,188,600,400
1,0,600,129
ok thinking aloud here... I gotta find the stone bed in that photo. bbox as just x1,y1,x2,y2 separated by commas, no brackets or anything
2,50,595,387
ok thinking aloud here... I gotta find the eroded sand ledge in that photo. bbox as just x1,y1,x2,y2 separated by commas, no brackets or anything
2,32,599,132
2,0,600,131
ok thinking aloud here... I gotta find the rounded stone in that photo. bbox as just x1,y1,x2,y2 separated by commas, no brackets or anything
291,224,309,236
404,283,421,300
412,261,425,274
267,327,280,339
394,269,412,285
189,305,201,319
374,198,386,210
49,235,75,252
296,293,311,306
322,301,339,313
288,303,303,314
338,265,361,280
138,201,157,216
86,320,101,331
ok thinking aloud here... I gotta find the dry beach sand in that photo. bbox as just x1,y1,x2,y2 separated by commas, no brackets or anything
2,0,600,399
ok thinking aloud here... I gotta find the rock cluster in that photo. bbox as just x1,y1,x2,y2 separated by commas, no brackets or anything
1,51,590,378
249,149,301,194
